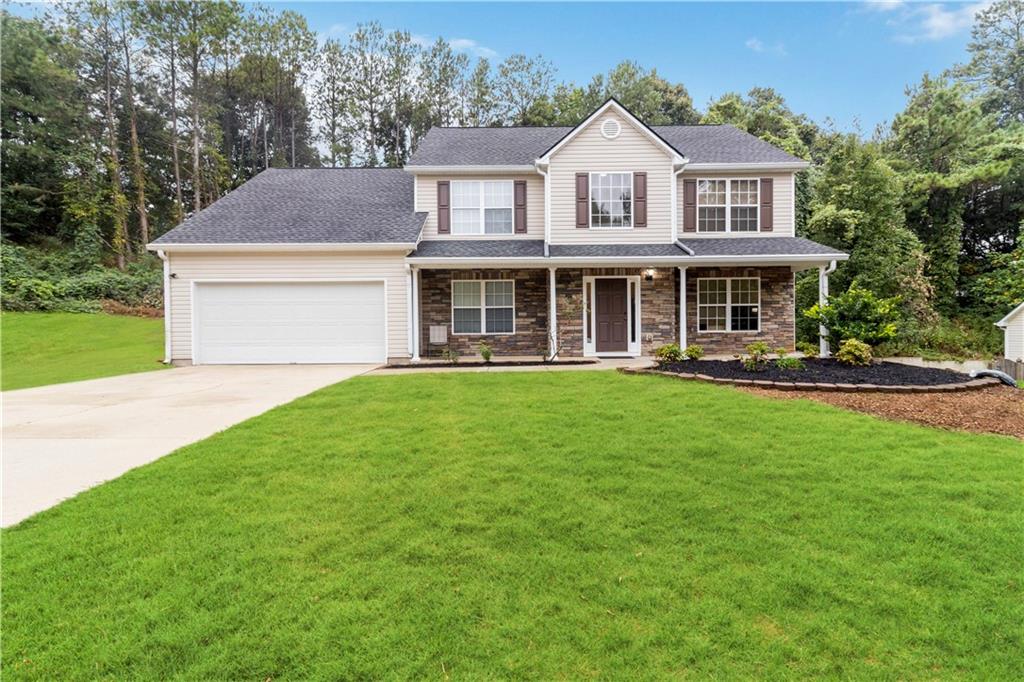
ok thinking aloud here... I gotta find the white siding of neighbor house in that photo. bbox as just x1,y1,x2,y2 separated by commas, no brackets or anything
677,170,796,237
166,251,409,361
548,109,675,244
1005,313,1024,361
415,173,544,239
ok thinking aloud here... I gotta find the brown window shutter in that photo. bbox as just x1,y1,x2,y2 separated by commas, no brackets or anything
514,180,527,233
633,172,647,228
437,181,450,234
575,173,589,228
760,178,773,232
682,178,697,232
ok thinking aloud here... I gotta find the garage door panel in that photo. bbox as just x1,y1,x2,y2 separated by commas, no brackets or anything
194,282,386,364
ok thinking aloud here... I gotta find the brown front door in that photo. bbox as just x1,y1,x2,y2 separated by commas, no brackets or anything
595,278,628,352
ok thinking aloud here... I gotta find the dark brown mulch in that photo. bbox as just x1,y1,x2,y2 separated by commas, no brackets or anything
382,359,599,370
740,384,1024,439
659,358,973,386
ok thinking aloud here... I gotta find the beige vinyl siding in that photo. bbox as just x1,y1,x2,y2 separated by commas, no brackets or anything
1005,314,1024,361
415,173,544,238
549,110,674,244
167,251,409,361
679,171,795,237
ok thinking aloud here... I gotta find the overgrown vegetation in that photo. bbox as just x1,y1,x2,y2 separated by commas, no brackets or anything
1,1,1021,354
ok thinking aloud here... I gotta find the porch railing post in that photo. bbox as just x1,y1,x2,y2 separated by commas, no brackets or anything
818,260,836,358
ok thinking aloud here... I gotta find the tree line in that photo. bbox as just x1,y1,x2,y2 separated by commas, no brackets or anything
1,0,1022,355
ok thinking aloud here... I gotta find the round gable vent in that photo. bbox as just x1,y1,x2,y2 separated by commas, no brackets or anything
601,118,621,140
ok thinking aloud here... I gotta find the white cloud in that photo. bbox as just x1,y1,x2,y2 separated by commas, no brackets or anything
861,1,992,43
745,37,787,56
410,33,498,59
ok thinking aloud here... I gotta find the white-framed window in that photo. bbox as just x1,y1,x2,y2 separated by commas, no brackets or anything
697,278,760,332
451,279,515,334
451,181,514,235
590,172,633,228
697,179,759,233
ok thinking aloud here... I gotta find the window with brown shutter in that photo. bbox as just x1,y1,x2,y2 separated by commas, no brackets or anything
682,178,697,232
759,177,773,232
633,172,647,228
437,181,450,234
514,180,527,233
575,173,589,228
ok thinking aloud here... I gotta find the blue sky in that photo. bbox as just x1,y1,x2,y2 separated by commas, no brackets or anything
11,1,986,131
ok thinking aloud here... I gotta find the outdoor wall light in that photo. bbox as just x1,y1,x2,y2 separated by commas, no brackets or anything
644,269,655,282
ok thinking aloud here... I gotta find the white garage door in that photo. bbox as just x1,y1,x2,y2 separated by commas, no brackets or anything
194,281,386,364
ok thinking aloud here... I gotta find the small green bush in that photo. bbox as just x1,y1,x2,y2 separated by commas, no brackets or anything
835,339,873,366
441,346,460,364
776,356,805,370
804,286,900,347
740,341,771,372
795,340,819,358
478,342,493,363
683,344,705,360
655,343,683,363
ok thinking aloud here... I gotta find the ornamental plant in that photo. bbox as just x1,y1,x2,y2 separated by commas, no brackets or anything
774,347,805,370
682,344,705,360
655,343,683,363
740,341,771,372
478,342,493,363
803,285,900,347
835,338,873,366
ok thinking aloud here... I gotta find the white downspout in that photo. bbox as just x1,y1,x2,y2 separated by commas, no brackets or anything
819,259,837,357
405,264,414,361
156,249,172,364
678,266,687,348
535,160,550,257
548,266,557,359
671,161,688,243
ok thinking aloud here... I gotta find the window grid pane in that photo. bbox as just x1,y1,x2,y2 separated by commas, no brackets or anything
590,173,632,228
698,279,759,332
449,181,512,235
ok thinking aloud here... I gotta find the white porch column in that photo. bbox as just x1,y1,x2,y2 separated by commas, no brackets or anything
548,267,558,359
678,266,687,348
411,266,421,362
818,260,836,357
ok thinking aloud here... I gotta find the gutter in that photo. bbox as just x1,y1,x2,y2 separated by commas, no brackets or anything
682,161,811,172
675,240,695,256
145,242,419,253
156,249,172,364
406,253,849,268
404,164,538,174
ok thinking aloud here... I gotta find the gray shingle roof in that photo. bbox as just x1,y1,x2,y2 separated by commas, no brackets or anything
150,168,425,245
678,237,846,257
409,240,545,258
408,123,804,167
548,243,689,258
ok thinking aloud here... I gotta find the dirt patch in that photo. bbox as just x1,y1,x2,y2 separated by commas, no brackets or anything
740,384,1024,439
659,358,972,386
100,300,163,318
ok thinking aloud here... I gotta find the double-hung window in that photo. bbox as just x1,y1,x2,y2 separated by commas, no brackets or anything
590,172,633,228
698,179,759,233
697,278,760,332
451,181,513,234
452,280,515,334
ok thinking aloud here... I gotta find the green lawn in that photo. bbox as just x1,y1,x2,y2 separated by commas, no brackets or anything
2,312,167,390
3,372,1021,679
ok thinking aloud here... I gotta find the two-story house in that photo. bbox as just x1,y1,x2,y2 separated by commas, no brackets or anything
149,99,847,365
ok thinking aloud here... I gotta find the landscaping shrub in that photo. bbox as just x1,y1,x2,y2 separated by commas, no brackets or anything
655,343,683,363
441,346,460,364
775,355,805,370
739,341,771,372
835,338,873,366
795,340,819,357
478,342,493,363
683,344,705,360
804,285,900,347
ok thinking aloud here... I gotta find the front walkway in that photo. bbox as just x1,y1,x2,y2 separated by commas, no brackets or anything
2,364,376,527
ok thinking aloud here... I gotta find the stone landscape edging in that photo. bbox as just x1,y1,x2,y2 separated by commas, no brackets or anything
618,367,1003,393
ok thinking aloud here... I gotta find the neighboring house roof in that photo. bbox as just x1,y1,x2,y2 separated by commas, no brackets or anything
409,237,846,261
677,237,847,257
995,301,1024,327
150,168,426,246
408,98,806,167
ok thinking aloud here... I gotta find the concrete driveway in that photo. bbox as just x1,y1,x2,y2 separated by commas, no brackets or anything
2,364,376,527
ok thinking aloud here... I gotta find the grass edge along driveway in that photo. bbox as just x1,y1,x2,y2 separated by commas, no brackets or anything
3,371,1020,679
2,312,167,391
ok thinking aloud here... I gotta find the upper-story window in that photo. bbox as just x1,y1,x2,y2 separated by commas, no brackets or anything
451,181,513,234
698,179,759,233
590,172,633,228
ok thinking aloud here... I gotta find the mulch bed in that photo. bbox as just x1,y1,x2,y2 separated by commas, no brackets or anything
383,359,599,370
740,384,1024,439
659,358,974,386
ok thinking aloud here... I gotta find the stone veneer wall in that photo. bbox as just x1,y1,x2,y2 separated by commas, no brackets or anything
685,266,795,355
419,269,549,357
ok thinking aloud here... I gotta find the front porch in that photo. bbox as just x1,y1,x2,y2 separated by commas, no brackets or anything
409,266,798,361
